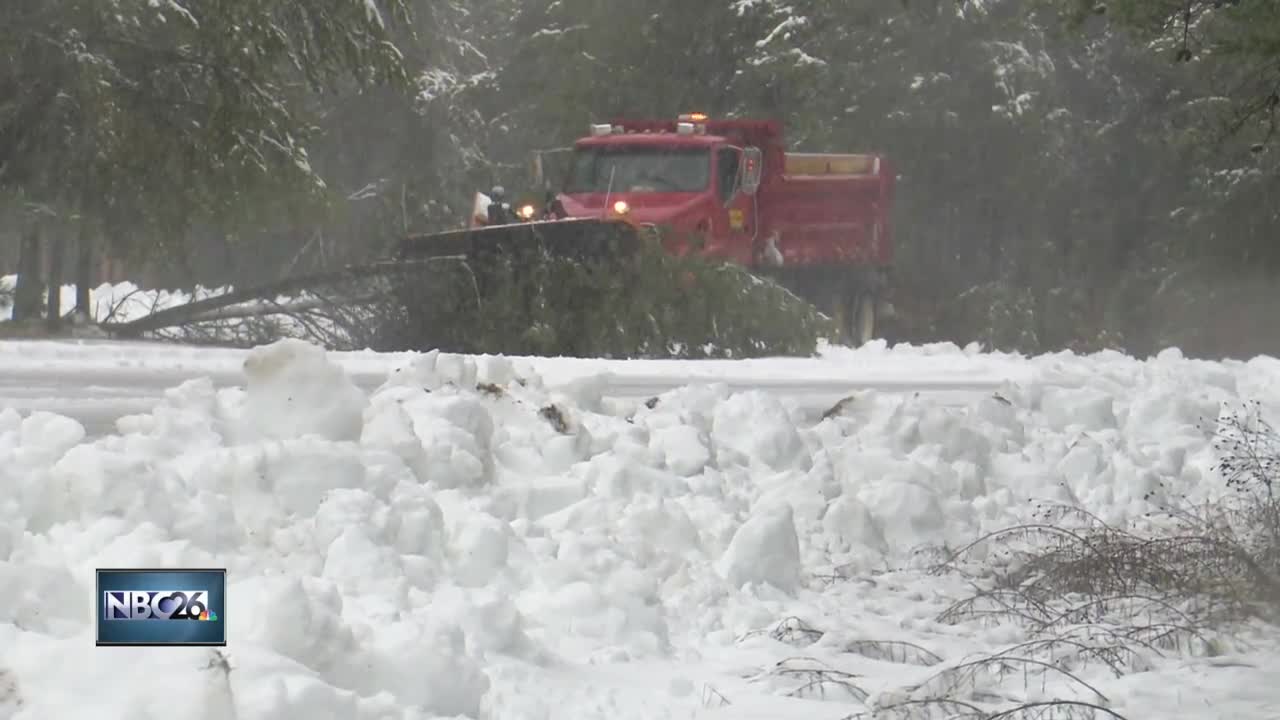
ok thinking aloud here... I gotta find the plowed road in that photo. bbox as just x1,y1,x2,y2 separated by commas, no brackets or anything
0,339,1035,437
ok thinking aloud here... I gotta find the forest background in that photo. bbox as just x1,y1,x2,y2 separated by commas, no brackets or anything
1,0,1277,358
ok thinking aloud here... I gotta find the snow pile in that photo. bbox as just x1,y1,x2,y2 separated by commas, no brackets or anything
1,339,1279,717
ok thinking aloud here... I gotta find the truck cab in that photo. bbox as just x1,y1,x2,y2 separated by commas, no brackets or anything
552,116,765,264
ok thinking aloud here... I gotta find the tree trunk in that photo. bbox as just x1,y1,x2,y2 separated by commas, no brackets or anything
75,220,93,320
13,226,42,321
46,228,65,331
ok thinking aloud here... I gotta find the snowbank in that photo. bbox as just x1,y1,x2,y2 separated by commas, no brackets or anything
1,338,1279,717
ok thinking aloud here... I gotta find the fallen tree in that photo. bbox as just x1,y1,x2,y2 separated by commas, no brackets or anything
99,237,837,358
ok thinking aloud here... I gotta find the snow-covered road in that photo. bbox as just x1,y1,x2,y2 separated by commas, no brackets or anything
0,339,1030,436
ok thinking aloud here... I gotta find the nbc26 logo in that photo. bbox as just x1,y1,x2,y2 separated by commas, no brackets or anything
103,590,218,622
96,568,226,646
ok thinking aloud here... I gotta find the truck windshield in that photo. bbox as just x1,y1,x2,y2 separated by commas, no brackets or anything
564,146,710,193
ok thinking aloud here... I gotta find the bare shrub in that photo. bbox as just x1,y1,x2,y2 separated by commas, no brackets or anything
934,404,1280,631
746,657,870,704
740,616,825,647
849,699,1132,720
818,405,1280,720
739,611,1135,720
841,639,944,667
700,684,731,709
1211,401,1280,603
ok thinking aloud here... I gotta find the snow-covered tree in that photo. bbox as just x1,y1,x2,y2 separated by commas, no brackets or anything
0,0,411,317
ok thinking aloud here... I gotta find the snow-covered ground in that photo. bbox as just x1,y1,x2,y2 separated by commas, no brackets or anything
4,332,1280,716
0,275,230,324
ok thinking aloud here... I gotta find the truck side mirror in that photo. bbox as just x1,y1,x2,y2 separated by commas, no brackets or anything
742,147,763,194
530,147,574,191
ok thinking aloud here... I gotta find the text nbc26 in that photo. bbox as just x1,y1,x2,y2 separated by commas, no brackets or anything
102,590,218,621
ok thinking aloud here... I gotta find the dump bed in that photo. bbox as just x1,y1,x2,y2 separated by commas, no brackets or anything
760,152,894,267
783,153,879,176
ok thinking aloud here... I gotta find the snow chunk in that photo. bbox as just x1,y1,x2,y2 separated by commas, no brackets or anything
20,412,85,462
322,525,405,594
859,477,947,548
0,407,20,436
362,619,490,717
712,392,809,471
365,385,497,489
449,511,514,587
240,339,367,442
822,494,888,555
650,424,711,476
261,440,369,516
717,502,801,591
387,483,446,557
474,353,517,386
0,562,84,636
230,575,357,678
1040,386,1116,431
384,349,477,391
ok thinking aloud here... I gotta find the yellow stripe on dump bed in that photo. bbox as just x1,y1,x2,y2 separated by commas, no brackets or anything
784,153,877,176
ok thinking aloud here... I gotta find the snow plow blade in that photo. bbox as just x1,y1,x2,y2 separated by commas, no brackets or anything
379,216,649,350
394,217,644,264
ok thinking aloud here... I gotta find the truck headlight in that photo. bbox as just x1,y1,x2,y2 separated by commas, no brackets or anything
613,200,630,215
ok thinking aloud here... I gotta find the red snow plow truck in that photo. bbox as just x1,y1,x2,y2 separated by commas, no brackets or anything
102,114,897,351
404,113,897,344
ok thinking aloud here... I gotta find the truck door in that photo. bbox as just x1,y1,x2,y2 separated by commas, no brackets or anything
711,146,755,264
